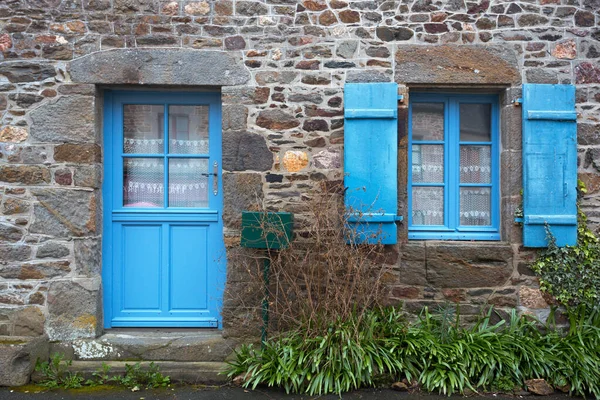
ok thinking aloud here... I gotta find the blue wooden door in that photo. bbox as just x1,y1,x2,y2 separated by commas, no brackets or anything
102,91,225,328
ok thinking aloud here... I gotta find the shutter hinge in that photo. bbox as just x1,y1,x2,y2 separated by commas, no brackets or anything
513,98,523,106
397,94,404,103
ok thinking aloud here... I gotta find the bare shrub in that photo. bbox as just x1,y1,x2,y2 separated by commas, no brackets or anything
232,182,393,338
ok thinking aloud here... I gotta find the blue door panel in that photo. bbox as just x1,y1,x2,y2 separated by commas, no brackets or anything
103,91,225,328
170,225,208,311
121,224,162,310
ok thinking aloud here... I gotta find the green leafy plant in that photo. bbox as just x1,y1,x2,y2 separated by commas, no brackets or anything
531,181,600,312
227,305,600,397
117,362,170,389
36,355,170,390
85,362,115,386
35,353,84,389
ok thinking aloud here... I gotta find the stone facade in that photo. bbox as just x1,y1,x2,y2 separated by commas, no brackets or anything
0,0,599,356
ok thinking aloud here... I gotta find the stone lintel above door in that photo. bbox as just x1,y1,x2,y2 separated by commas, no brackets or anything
69,48,250,86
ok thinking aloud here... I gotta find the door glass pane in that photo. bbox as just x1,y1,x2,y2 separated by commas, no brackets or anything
123,105,164,154
412,145,444,183
412,187,444,226
412,103,444,141
169,159,209,208
460,103,491,142
460,145,491,183
460,187,491,226
168,105,209,154
123,158,164,208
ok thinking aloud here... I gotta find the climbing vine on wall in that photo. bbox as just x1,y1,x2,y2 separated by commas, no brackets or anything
531,182,600,312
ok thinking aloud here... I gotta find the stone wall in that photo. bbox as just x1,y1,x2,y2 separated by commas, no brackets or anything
0,0,599,340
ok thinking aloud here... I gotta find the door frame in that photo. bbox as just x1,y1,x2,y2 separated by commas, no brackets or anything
101,89,226,329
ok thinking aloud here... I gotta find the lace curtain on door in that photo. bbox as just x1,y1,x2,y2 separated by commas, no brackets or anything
122,104,210,208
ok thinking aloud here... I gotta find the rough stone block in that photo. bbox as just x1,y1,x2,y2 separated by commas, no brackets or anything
73,164,102,188
500,105,522,151
0,126,28,143
69,49,250,86
30,96,96,143
0,245,31,262
578,123,600,146
0,336,49,386
519,287,548,309
30,189,99,238
13,307,45,336
256,109,299,130
54,144,101,163
395,45,520,85
347,70,392,83
74,237,101,277
47,280,102,341
222,105,248,131
36,242,69,259
222,173,263,230
500,150,522,198
0,261,71,280
426,242,514,288
394,242,428,286
222,131,272,172
0,223,24,243
0,61,56,83
0,166,51,185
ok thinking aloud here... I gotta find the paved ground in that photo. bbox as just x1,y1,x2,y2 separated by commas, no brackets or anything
0,385,576,400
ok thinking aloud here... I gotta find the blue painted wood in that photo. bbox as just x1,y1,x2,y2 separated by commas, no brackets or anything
408,93,500,241
103,91,225,328
522,84,577,247
344,83,399,244
170,225,208,310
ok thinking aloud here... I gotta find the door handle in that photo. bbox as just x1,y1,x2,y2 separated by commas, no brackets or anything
200,161,219,196
212,161,218,196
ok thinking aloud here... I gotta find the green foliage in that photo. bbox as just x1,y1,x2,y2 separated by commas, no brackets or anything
228,307,410,396
35,353,84,389
227,306,600,397
85,363,115,387
116,362,170,389
531,182,600,311
35,355,169,391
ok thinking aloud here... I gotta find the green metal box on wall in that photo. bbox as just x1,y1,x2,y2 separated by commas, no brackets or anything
240,211,294,249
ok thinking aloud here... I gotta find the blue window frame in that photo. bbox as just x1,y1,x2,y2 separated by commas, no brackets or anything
408,93,500,240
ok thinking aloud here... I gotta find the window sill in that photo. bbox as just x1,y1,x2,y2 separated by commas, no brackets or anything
408,232,501,241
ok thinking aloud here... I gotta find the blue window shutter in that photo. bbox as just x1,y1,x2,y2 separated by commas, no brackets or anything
344,82,400,244
522,84,577,247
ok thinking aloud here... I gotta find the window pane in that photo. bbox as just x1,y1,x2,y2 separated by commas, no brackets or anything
169,159,209,208
412,103,444,141
460,103,491,142
123,158,164,208
460,145,491,183
460,187,491,226
412,145,444,183
168,105,209,154
123,105,164,154
412,187,444,226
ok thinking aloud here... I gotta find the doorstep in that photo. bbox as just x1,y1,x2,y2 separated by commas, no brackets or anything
30,361,229,385
50,329,242,363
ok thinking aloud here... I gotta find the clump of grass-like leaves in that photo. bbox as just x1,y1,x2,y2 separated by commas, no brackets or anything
227,306,600,397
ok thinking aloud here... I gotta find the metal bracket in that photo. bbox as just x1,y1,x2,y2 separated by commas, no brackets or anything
513,97,523,107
